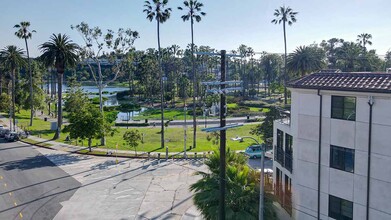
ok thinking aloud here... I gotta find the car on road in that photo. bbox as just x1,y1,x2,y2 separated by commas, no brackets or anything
244,145,263,158
0,129,10,138
5,132,19,142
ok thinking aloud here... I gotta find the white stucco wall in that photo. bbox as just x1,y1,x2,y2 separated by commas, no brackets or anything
273,88,391,220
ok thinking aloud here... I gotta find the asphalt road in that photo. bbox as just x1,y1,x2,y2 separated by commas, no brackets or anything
0,139,81,220
247,157,273,171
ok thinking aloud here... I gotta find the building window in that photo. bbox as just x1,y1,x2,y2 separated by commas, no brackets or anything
329,195,353,220
276,130,284,166
285,134,293,173
277,129,284,148
331,96,356,121
285,134,292,154
330,145,355,173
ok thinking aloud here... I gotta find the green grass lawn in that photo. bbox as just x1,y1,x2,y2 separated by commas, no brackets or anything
134,108,218,121
15,110,262,153
104,124,261,153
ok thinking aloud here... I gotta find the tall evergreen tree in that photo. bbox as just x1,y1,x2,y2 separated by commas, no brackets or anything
14,21,36,126
39,34,79,139
144,0,172,149
272,6,298,104
0,45,26,131
178,0,206,149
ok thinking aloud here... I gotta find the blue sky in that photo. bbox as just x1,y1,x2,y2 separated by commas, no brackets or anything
1,0,390,57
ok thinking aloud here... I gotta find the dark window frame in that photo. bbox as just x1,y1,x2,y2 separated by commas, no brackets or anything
330,145,355,173
331,96,356,121
329,195,353,220
285,133,293,155
277,129,284,149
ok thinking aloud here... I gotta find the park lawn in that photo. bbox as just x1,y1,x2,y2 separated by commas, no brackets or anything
16,110,69,142
15,110,262,153
103,124,261,153
249,107,262,112
134,108,218,121
227,103,238,108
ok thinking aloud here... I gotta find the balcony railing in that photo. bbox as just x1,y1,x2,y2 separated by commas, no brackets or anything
276,107,291,126
285,153,293,173
274,146,293,174
275,146,284,167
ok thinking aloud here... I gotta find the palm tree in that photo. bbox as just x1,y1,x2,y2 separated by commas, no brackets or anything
336,42,362,72
39,34,79,139
271,6,298,104
14,21,36,126
178,0,206,149
144,0,172,149
357,33,372,53
0,46,26,131
191,149,277,219
287,45,325,77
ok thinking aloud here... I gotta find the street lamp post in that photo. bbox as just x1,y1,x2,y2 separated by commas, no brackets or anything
184,106,187,159
231,136,265,220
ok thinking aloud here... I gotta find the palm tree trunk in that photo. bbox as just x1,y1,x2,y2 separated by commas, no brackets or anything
88,138,92,152
25,38,34,126
0,73,2,95
12,70,16,131
54,72,62,139
157,20,165,149
283,21,288,104
191,17,197,149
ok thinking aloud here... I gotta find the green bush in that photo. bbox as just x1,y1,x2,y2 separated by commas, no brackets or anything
90,96,108,104
103,106,118,111
116,90,131,100
187,108,203,116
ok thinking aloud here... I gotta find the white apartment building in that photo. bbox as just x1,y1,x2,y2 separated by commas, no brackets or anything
272,71,391,220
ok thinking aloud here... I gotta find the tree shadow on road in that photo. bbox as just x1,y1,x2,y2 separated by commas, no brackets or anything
0,153,88,171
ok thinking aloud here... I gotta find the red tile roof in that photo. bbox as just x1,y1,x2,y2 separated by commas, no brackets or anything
288,72,391,93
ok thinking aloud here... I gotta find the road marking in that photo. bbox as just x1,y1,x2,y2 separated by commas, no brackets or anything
115,195,132,200
90,175,112,180
9,192,12,196
19,212,23,218
3,183,7,187
0,176,3,179
113,188,134,195
14,201,17,206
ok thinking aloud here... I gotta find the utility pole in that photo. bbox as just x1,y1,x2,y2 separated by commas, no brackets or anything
198,50,243,220
219,50,226,220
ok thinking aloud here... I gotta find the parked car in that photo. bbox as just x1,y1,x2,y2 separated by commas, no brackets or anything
244,145,263,159
5,132,19,142
0,129,10,138
18,131,28,139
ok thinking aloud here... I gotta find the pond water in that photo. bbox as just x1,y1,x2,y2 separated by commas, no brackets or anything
64,85,129,94
45,84,146,121
117,107,147,121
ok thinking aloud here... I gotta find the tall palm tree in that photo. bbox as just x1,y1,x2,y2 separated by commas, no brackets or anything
14,21,36,126
0,46,26,131
357,33,372,53
271,6,298,104
178,0,206,149
39,34,79,139
144,0,172,149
